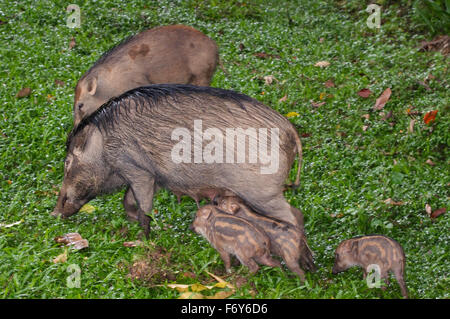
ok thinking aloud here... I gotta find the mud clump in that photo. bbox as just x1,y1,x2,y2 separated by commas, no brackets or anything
127,246,176,284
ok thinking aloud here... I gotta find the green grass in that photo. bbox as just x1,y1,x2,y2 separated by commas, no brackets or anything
0,0,448,299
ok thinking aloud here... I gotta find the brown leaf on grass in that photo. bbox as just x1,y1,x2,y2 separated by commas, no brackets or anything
431,207,446,219
263,75,275,85
381,110,393,121
362,125,369,132
123,240,144,247
361,114,370,120
425,159,435,166
384,198,405,206
239,43,245,51
279,95,287,102
314,61,330,68
54,79,65,87
52,249,68,263
373,88,391,110
419,35,450,55
408,119,415,133
206,290,235,299
15,87,32,98
69,37,76,50
310,100,325,108
423,110,438,125
425,204,432,216
357,88,372,98
324,80,335,88
54,233,89,250
183,272,196,279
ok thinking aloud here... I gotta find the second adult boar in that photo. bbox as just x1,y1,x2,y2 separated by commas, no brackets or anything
73,25,218,127
52,84,304,234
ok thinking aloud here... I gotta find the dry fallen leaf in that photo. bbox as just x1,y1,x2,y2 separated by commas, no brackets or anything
384,198,405,206
423,110,438,125
263,75,275,85
324,80,335,88
361,114,370,120
52,249,68,263
314,61,330,68
206,290,235,299
54,79,65,87
425,159,436,166
310,100,326,108
178,292,204,299
69,37,76,50
362,125,369,132
286,111,299,118
54,232,89,250
425,204,432,216
431,207,446,219
374,88,392,110
408,119,415,133
357,88,372,98
0,219,23,228
279,95,287,102
15,87,32,98
123,240,144,247
79,204,96,213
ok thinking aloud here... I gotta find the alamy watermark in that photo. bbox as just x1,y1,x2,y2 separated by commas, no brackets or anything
366,4,381,29
66,264,81,288
66,4,81,28
171,120,280,174
366,264,381,288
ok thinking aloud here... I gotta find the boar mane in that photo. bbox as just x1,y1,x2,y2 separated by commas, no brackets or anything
66,84,254,150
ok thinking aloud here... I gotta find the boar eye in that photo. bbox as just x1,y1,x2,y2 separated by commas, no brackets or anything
77,103,84,109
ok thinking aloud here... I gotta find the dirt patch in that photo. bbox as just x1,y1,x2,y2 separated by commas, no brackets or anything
127,245,177,284
419,35,450,55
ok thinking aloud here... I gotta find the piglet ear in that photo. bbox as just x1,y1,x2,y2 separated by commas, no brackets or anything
202,207,213,219
229,203,240,214
86,75,97,96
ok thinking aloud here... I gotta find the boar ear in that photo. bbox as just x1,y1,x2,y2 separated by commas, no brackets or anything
202,207,213,219
86,75,97,96
351,241,359,252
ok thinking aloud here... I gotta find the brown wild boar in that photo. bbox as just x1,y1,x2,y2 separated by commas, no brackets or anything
73,25,218,127
52,84,304,235
190,205,282,273
332,235,408,298
216,196,315,281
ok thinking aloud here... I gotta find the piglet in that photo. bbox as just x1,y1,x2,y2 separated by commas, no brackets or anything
216,196,315,281
190,205,281,274
332,235,408,298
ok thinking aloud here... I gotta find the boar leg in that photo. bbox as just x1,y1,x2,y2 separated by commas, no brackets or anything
394,273,409,299
241,258,259,274
217,249,232,273
282,253,306,282
123,187,139,222
127,175,156,237
255,252,282,269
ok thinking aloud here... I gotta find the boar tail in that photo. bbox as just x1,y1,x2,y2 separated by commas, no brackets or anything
285,126,303,189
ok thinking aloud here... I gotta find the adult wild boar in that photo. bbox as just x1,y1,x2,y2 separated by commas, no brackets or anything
52,84,304,235
73,25,218,127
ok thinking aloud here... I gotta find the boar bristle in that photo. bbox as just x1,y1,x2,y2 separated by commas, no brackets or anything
66,84,254,151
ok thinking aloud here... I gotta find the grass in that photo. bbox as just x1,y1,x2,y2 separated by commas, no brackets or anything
0,0,448,299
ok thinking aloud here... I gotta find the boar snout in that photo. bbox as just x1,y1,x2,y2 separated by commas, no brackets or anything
51,188,86,218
